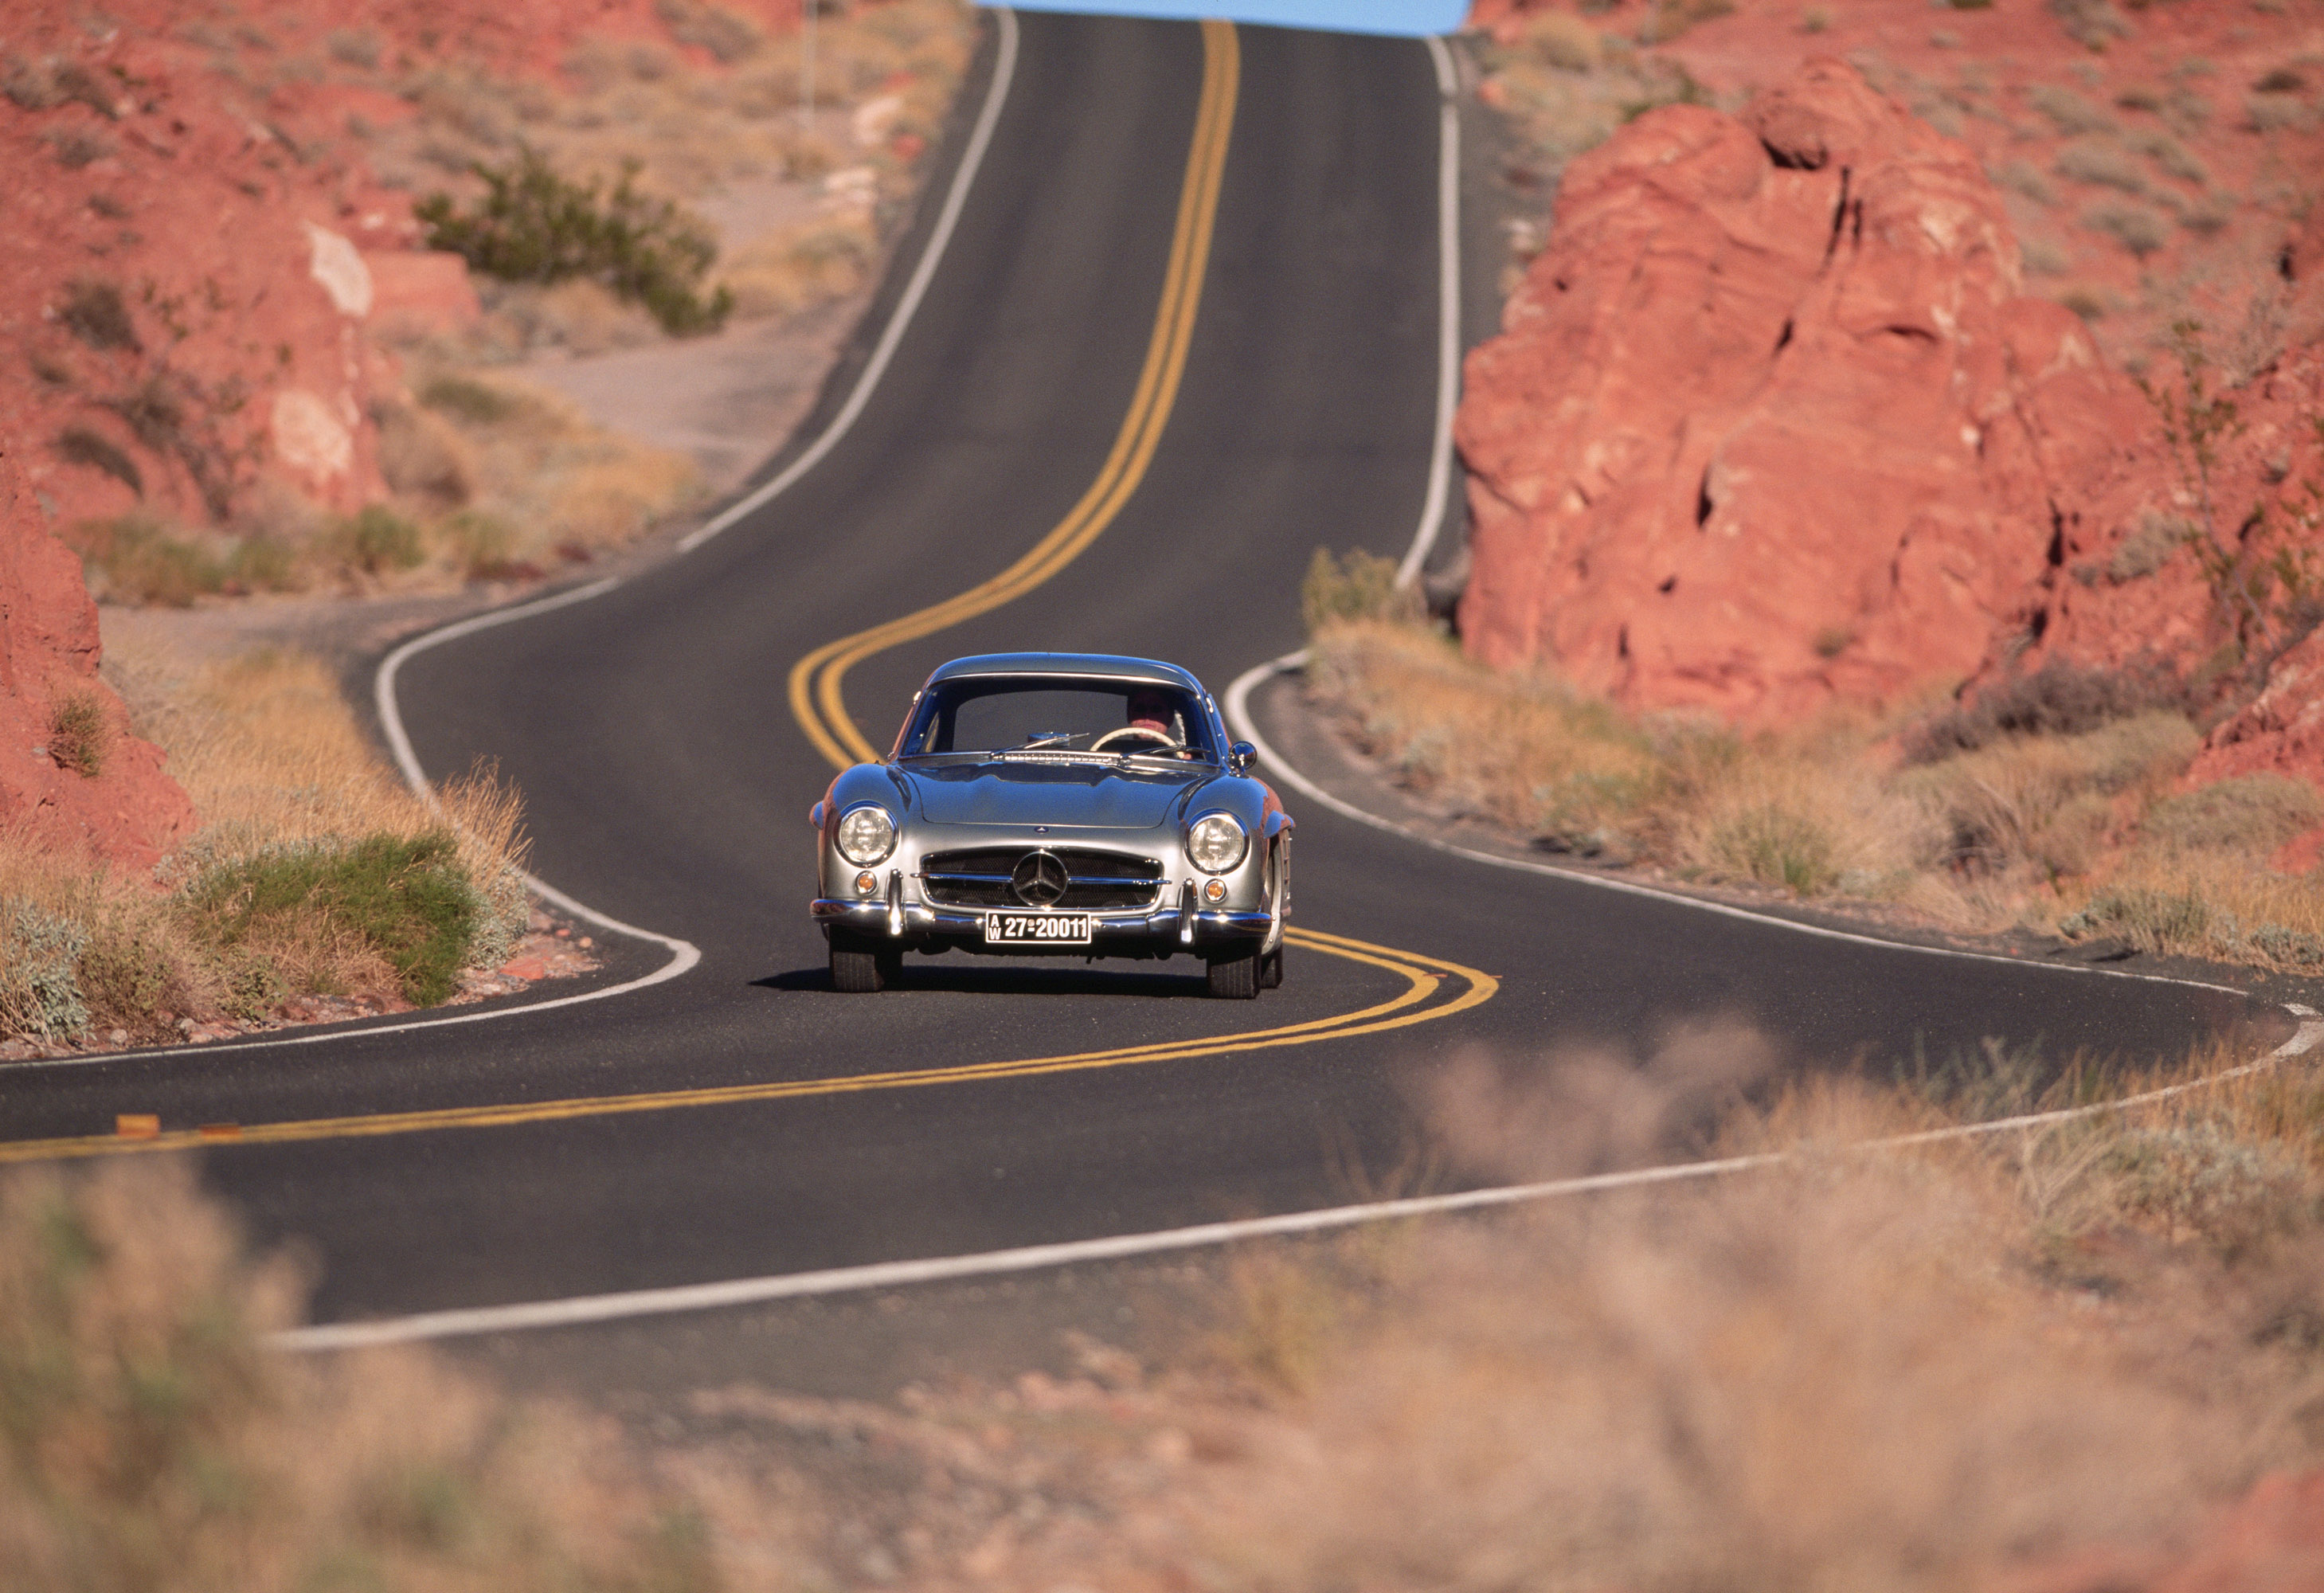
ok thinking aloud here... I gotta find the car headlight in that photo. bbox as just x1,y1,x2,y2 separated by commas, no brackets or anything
835,804,898,866
1187,812,1247,874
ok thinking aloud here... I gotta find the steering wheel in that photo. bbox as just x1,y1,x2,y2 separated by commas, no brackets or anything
1090,724,1182,753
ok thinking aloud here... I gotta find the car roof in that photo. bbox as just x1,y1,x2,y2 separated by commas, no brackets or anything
923,653,1206,692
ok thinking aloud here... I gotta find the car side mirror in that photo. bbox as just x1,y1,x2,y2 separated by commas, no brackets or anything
808,800,826,830
1227,741,1257,775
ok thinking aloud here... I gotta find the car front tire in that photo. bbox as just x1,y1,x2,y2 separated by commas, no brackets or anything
831,930,897,993
1258,943,1283,989
1206,945,1260,999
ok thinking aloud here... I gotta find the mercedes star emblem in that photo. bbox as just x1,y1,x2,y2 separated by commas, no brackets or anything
1011,849,1070,907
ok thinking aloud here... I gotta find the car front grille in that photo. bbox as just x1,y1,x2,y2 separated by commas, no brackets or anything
920,847,1165,910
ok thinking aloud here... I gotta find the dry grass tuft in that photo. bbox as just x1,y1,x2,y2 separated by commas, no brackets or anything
1306,609,2324,969
0,644,531,1046
0,1160,733,1592
11,1033,2324,1589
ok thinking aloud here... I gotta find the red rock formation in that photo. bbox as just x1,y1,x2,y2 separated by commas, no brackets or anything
0,446,194,872
1456,58,2158,724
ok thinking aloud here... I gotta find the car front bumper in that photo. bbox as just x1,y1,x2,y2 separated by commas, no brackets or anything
809,890,1274,953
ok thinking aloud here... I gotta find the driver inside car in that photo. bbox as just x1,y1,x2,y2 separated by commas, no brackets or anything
1125,687,1177,738
1121,687,1199,758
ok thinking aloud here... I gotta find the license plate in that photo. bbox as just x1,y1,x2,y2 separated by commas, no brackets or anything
983,911,1092,945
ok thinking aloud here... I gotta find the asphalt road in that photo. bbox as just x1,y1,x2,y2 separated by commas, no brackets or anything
0,12,2279,1332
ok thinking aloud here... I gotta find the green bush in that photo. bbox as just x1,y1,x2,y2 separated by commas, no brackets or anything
0,901,89,1039
418,374,516,425
1302,547,1425,636
46,691,108,778
225,534,299,593
184,832,482,1006
1708,800,1838,894
339,506,425,575
417,148,734,336
67,514,223,607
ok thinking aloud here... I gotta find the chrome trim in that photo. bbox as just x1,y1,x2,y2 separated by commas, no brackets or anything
1178,879,1196,946
886,869,904,937
811,898,1272,946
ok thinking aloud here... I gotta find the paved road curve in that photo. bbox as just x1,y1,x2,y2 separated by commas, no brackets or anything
0,12,2266,1329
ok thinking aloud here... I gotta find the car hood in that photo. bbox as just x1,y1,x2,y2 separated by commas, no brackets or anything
904,758,1206,829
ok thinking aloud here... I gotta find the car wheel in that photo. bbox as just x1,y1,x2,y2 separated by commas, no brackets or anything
1206,945,1259,1000
830,931,887,993
1258,943,1284,989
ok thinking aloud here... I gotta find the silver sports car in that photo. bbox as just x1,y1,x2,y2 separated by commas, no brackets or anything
808,653,1292,997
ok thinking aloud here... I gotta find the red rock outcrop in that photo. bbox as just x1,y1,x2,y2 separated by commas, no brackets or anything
1456,57,2158,724
0,445,194,871
0,0,807,869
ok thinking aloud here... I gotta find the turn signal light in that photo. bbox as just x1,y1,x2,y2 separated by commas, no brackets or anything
855,871,879,894
1203,878,1227,903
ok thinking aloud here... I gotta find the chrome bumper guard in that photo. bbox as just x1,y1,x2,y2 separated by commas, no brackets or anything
810,897,1272,946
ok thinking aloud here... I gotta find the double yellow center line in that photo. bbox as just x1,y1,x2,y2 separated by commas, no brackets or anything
0,22,1497,1170
789,18,1242,767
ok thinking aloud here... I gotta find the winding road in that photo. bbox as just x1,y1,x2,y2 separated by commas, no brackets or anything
0,11,2279,1341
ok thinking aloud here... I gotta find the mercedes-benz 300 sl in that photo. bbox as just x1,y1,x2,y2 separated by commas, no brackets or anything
808,653,1292,997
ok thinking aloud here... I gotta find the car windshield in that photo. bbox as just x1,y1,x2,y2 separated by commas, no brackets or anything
897,677,1217,761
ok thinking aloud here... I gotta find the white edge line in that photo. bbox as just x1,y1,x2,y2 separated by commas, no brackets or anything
1393,33,1459,590
273,1012,2324,1352
8,11,1025,1073
675,8,1020,555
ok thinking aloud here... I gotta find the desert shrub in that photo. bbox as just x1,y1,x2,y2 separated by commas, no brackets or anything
53,426,143,497
223,534,299,593
657,0,764,62
2109,508,2185,582
2247,95,2313,134
417,147,734,335
45,690,108,777
442,510,526,581
324,25,381,66
2060,284,2111,322
2054,136,2146,193
338,504,426,575
1994,158,2057,204
1638,0,1734,44
2253,66,2307,95
2060,883,2211,950
55,276,139,352
2129,127,2208,185
2142,773,2324,853
374,401,471,507
2021,235,2071,276
2098,1121,2314,1255
1525,12,1604,71
1905,659,2184,760
181,831,482,1008
419,372,518,425
1704,798,1839,894
0,900,90,1040
2047,0,2130,50
1303,547,1424,635
0,1161,733,1592
1903,713,2195,879
2087,201,2169,257
2030,84,2115,135
716,216,878,319
74,916,190,1040
65,514,223,607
